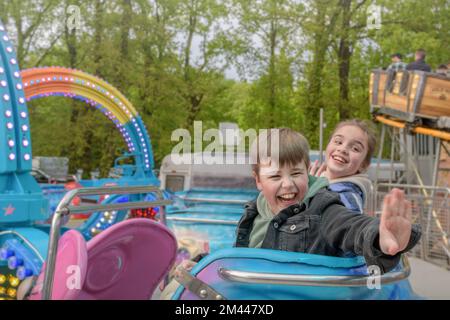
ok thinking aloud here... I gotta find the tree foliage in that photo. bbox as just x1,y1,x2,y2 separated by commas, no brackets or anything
0,0,447,176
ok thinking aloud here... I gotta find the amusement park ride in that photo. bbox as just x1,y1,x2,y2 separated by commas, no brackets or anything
370,69,450,271
20,66,168,239
0,17,449,300
0,20,174,300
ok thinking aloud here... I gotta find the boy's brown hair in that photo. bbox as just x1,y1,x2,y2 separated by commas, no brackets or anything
330,119,377,171
250,128,310,175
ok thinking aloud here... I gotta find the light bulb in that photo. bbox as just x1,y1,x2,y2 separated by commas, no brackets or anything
7,287,17,298
8,275,20,287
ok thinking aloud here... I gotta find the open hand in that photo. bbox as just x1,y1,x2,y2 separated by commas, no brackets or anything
379,188,412,256
309,160,327,177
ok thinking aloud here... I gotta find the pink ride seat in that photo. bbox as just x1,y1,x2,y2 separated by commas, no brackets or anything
29,218,177,300
28,229,87,300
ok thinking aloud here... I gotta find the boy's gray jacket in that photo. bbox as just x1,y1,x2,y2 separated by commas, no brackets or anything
235,188,421,274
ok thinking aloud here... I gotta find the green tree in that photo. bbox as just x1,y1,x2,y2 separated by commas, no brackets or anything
230,0,304,129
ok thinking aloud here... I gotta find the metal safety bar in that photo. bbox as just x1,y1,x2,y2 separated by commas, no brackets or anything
218,255,410,287
179,197,248,205
166,217,239,225
42,185,172,300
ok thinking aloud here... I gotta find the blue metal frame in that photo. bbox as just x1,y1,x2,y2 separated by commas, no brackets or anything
0,21,48,228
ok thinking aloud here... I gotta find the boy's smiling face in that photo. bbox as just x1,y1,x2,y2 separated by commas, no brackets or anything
254,161,309,215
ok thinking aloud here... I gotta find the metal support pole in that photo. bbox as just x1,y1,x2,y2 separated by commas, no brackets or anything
375,124,386,195
431,138,442,189
389,127,396,185
426,138,442,257
319,108,324,164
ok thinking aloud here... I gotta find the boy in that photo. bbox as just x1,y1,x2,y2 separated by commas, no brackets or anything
235,128,421,273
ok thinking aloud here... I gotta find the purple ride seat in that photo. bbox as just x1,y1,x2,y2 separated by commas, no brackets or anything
30,218,177,300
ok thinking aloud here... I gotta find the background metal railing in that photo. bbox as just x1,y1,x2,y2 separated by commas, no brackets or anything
374,183,450,270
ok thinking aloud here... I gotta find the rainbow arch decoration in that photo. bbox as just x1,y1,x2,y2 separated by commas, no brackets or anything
21,67,157,183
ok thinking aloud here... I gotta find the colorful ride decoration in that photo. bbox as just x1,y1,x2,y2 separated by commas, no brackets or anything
21,66,159,187
73,189,172,240
0,21,56,293
0,273,21,299
19,67,167,237
0,18,169,295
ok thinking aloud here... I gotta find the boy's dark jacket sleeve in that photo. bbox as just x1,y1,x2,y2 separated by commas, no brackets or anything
319,193,422,274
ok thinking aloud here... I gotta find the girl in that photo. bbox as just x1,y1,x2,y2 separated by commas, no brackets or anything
310,120,377,214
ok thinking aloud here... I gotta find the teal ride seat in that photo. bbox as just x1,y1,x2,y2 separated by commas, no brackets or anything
172,248,420,300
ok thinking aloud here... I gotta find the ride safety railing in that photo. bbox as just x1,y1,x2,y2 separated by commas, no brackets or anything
374,183,450,270
42,185,172,300
218,255,411,287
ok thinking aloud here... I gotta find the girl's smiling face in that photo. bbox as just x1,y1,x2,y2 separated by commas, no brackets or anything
325,125,369,180
254,161,309,215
